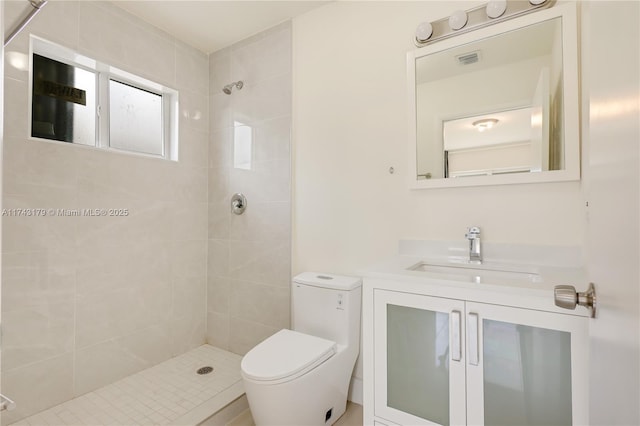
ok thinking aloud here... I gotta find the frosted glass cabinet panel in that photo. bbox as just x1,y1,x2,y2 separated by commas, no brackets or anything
368,285,589,426
387,305,449,424
483,320,572,425
466,302,589,426
374,290,466,426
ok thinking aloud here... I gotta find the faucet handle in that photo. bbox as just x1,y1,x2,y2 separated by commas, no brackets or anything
466,226,481,237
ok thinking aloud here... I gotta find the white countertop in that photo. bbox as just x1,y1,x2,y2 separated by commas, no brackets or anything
358,240,588,317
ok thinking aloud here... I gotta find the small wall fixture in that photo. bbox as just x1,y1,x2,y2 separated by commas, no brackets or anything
223,81,244,95
472,118,499,132
414,0,555,47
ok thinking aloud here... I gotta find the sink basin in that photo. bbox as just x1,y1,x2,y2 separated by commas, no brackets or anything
407,261,541,284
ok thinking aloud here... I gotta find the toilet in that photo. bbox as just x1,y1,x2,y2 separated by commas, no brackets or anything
240,272,362,426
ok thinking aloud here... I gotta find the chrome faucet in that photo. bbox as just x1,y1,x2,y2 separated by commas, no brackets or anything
465,226,482,264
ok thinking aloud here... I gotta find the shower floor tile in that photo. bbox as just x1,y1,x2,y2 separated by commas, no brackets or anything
11,345,242,426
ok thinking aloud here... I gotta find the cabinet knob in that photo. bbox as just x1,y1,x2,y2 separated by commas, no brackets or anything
554,283,596,318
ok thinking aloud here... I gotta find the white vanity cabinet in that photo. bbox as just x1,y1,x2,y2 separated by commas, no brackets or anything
364,279,589,426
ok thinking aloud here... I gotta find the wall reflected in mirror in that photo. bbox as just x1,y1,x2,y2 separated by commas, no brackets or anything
415,17,563,180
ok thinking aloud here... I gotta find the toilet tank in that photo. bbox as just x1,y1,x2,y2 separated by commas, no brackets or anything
292,272,362,346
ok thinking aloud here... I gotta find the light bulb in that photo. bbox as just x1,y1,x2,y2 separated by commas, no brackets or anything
449,10,468,31
415,22,433,42
486,0,507,19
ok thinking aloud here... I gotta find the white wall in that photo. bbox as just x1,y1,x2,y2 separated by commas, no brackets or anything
292,0,586,389
292,1,585,275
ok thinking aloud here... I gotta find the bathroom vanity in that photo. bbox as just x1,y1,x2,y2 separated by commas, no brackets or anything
362,241,590,426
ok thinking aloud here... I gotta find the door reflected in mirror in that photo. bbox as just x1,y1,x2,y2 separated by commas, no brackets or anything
415,17,564,181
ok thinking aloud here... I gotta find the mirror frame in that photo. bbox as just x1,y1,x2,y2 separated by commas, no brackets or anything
407,3,579,189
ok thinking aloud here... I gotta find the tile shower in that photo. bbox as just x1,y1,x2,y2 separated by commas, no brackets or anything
1,2,291,424
207,22,292,355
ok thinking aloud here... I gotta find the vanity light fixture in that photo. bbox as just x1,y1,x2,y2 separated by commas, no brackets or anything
414,0,555,47
449,10,468,31
415,22,433,42
486,0,508,19
472,118,499,132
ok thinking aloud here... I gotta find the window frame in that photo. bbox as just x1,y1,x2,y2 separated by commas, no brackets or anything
29,36,179,161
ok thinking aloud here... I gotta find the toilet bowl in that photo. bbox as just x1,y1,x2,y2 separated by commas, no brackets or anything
240,272,362,426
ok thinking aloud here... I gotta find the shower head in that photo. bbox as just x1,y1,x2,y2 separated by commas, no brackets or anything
223,81,243,95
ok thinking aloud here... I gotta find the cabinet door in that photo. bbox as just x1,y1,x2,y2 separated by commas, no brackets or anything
374,289,466,426
465,302,589,426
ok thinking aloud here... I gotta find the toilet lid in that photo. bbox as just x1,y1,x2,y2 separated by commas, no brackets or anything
241,329,337,382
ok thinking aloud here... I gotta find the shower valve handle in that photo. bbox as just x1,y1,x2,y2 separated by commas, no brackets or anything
231,193,247,215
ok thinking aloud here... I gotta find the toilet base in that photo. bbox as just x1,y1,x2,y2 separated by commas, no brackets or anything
242,351,352,426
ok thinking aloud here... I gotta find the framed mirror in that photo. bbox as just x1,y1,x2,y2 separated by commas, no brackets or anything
408,3,579,189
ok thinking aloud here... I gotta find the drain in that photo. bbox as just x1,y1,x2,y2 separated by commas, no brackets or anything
197,366,214,375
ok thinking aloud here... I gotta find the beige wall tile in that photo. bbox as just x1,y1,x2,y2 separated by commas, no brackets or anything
2,4,291,423
229,159,291,204
208,239,230,278
208,275,231,315
210,92,233,131
1,250,76,308
230,24,291,86
229,240,291,287
171,202,208,242
253,116,291,163
229,318,279,356
3,191,78,252
171,165,209,204
180,89,209,133
1,354,74,425
74,325,173,395
180,126,209,169
171,315,207,356
2,302,75,371
209,127,233,169
228,201,290,242
172,275,207,319
229,280,290,329
171,240,208,278
209,165,231,204
206,21,292,356
207,312,230,350
78,2,176,87
2,1,210,423
208,199,231,240
209,47,231,92
3,77,29,142
176,41,209,94
3,138,78,196
231,74,291,125
4,1,80,82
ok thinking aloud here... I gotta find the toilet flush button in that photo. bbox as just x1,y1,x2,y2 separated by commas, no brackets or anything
337,293,344,310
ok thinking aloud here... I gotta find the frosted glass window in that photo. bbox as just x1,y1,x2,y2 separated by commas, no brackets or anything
31,54,96,145
387,304,450,425
483,319,572,426
31,38,177,159
109,80,163,156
